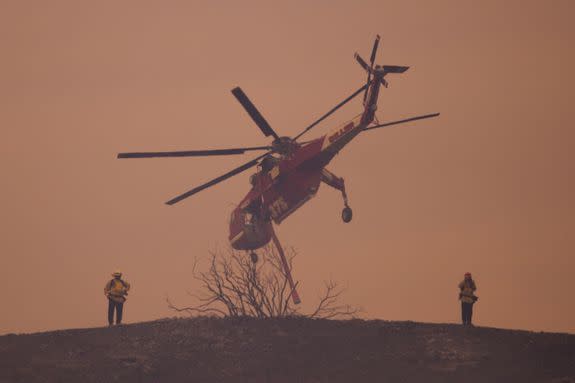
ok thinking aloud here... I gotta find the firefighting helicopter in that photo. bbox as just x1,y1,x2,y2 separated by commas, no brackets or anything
118,36,439,304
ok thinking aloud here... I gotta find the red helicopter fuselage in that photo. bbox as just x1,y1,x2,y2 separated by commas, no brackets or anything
229,77,382,250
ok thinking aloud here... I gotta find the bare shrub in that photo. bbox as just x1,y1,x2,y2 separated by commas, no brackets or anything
167,245,358,319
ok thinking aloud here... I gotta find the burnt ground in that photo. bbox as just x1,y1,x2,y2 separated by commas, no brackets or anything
1,317,574,383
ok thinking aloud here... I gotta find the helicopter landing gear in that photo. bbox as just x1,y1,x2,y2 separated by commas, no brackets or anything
249,251,258,263
320,168,353,224
342,206,353,223
340,185,352,223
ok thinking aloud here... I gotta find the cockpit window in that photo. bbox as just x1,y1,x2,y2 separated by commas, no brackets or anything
260,156,279,172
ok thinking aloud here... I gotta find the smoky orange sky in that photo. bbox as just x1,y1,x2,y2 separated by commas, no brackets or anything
1,0,574,335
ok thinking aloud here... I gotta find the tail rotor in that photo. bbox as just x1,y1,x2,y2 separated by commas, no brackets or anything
354,36,409,91
363,34,380,101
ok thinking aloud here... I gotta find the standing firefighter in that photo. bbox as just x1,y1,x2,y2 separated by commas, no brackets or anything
458,272,477,326
104,270,131,326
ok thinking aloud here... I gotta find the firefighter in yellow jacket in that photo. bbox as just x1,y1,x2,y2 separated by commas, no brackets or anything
458,272,477,326
104,270,131,326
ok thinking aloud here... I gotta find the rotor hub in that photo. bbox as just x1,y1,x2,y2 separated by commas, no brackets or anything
272,136,298,156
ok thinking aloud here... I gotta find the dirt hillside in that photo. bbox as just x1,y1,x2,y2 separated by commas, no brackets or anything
1,317,574,383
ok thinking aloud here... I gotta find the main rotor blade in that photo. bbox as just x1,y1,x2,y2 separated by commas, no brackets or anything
165,152,269,205
293,83,368,141
363,113,440,131
231,87,279,140
117,146,272,159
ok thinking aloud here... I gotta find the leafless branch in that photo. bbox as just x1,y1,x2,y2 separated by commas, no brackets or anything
168,245,358,319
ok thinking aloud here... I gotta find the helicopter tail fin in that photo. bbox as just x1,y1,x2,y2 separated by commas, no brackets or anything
382,65,409,74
